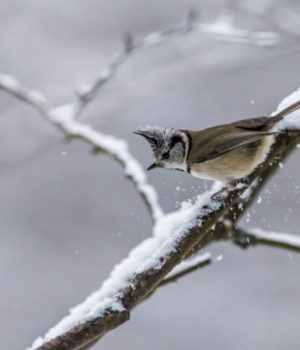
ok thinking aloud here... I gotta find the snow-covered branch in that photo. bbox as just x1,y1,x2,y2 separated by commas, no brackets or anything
233,227,300,253
27,86,300,350
0,11,282,221
231,2,300,43
28,182,246,350
0,11,298,350
199,14,278,46
160,252,212,286
0,74,163,221
75,10,279,111
0,74,52,114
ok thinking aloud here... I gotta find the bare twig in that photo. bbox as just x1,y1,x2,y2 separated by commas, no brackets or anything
231,1,300,43
271,8,300,40
74,10,279,115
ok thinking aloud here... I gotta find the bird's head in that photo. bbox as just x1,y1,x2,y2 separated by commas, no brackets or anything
134,126,189,171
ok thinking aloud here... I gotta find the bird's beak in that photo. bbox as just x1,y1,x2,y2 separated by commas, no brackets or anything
147,163,158,171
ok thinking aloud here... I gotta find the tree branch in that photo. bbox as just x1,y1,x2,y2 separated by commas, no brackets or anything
27,124,300,350
0,11,297,350
0,58,296,350
0,10,281,220
233,227,300,253
30,184,249,350
159,252,211,286
0,74,163,222
74,9,279,113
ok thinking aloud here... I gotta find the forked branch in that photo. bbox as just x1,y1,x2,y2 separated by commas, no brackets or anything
29,127,300,350
0,10,298,350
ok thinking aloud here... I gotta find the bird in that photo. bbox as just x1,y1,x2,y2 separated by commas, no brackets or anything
134,100,300,186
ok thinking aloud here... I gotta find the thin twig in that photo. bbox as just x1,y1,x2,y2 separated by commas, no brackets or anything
159,252,212,286
73,10,200,112
233,227,300,253
74,10,279,115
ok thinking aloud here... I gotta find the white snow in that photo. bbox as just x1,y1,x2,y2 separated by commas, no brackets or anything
0,73,50,109
27,181,222,349
273,86,300,131
0,25,295,349
0,73,20,90
215,254,223,261
50,105,164,221
164,252,212,279
3,72,299,350
250,227,300,249
240,179,259,200
0,74,163,222
29,298,126,350
144,32,163,46
200,15,279,46
26,80,300,347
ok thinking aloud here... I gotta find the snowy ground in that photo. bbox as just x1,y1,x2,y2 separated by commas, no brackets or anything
0,1,300,350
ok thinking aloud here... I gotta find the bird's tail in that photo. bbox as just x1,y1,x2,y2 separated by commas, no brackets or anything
270,99,300,124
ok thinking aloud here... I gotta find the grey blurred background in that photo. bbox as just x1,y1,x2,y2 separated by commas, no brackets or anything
0,1,300,349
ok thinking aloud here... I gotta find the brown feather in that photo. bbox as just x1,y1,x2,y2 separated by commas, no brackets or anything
187,126,277,164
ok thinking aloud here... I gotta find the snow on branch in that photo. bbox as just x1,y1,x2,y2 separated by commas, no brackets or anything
0,74,163,221
250,228,300,251
0,10,282,219
233,2,300,42
26,85,300,350
28,183,236,350
0,74,52,114
0,11,297,350
75,10,279,110
275,86,300,131
234,227,300,253
160,252,212,286
200,14,278,46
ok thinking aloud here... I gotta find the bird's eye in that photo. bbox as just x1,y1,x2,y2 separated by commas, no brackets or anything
162,152,169,160
170,135,182,149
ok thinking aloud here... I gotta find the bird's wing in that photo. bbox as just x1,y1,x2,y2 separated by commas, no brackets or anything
231,116,271,130
189,130,277,164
